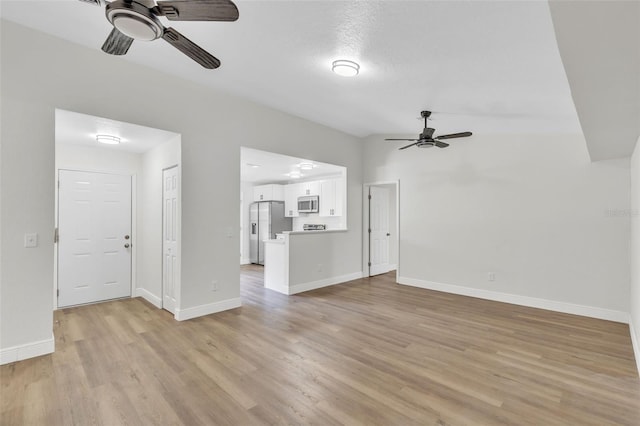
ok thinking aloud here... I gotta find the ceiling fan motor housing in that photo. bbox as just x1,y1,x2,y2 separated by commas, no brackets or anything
106,0,164,41
420,127,436,139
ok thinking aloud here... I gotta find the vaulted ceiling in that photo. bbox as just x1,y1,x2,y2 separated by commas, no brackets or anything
2,1,638,160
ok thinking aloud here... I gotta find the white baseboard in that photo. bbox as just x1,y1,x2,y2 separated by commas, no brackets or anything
398,276,629,324
135,288,162,308
290,271,363,295
629,317,640,377
175,297,242,321
240,258,251,265
0,334,55,365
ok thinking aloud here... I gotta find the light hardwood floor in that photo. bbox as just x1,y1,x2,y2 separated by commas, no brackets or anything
2,266,639,425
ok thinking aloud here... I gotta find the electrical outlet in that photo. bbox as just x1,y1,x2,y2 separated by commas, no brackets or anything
211,280,218,291
488,272,496,282
24,233,38,248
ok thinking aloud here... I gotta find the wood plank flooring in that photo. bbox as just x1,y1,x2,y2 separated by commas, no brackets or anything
2,266,639,425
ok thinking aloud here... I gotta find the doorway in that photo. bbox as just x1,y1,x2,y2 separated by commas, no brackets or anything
54,109,181,312
162,165,179,314
363,181,399,278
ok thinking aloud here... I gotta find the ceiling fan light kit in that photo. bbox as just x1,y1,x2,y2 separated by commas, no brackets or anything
80,0,239,69
385,110,472,150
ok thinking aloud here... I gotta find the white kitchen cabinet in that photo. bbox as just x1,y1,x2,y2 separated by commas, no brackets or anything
319,178,344,217
299,181,320,197
253,184,284,202
284,183,300,217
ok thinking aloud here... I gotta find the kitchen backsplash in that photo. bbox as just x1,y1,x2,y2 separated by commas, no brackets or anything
292,216,344,231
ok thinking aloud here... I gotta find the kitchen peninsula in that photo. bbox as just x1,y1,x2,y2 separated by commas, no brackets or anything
264,229,361,295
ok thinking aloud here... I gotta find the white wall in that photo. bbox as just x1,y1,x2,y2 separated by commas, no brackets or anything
630,135,640,373
56,144,142,176
137,137,181,306
0,21,362,357
363,133,630,321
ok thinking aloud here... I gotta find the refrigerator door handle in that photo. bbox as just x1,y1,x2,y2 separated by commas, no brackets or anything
251,223,257,234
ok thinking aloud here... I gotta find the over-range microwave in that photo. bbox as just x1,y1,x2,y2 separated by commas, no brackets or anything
298,195,319,213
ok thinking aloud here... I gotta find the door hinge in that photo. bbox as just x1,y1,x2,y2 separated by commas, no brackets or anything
368,194,372,200
57,289,59,297
368,262,371,267
54,228,59,243
368,228,371,233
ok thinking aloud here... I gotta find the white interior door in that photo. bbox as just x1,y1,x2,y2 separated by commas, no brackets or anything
163,166,179,314
58,170,132,307
369,186,391,276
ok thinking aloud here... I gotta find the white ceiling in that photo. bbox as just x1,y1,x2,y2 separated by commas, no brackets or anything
1,0,582,138
241,147,344,185
56,109,179,153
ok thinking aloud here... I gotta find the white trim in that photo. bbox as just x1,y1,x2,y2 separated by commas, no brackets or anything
398,276,629,323
289,271,363,295
135,287,162,308
174,297,241,321
240,257,251,265
629,316,640,377
0,334,55,365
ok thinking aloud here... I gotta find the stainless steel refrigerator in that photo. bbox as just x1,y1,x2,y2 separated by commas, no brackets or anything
249,201,292,265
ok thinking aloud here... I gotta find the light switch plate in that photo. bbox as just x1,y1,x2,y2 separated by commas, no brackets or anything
24,233,38,248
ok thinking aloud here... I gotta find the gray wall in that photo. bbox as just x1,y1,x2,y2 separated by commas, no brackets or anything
363,133,630,318
0,21,363,351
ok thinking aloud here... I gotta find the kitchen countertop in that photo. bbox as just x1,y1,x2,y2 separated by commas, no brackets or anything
283,229,348,235
264,239,285,244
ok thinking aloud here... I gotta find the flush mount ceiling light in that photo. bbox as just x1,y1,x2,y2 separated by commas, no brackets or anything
96,134,121,145
298,162,316,170
288,171,302,179
332,60,360,77
246,163,261,168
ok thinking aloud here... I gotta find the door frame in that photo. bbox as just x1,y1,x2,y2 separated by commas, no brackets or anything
162,165,181,316
54,168,137,310
362,180,400,279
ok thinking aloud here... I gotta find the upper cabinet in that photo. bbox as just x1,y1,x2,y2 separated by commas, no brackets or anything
284,183,300,217
253,184,284,202
299,181,320,197
319,178,344,217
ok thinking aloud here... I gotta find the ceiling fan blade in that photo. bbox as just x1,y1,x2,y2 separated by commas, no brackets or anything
436,131,473,140
399,142,419,150
385,138,417,141
435,141,450,148
156,0,239,21
101,27,134,56
162,27,221,69
78,0,103,6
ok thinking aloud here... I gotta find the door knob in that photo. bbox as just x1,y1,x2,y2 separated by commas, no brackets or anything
124,243,130,248
125,235,130,240
386,233,391,236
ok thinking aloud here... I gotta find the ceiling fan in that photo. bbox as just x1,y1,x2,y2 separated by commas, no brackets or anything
386,111,472,150
79,0,239,69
